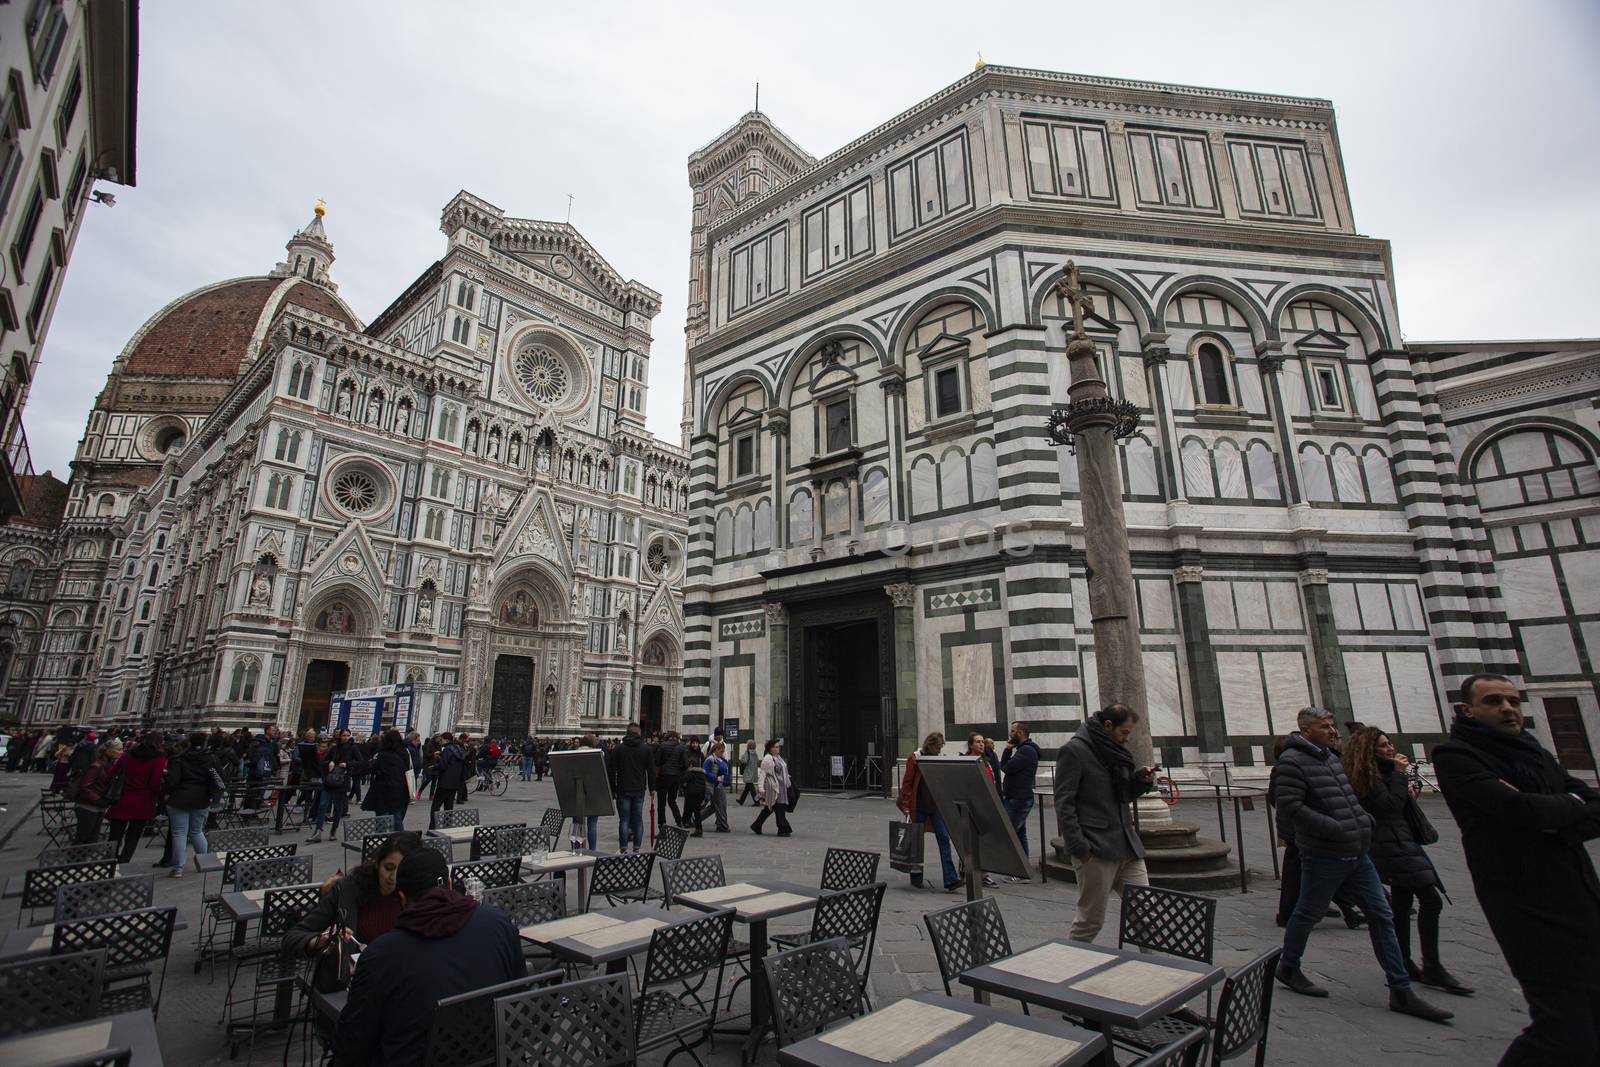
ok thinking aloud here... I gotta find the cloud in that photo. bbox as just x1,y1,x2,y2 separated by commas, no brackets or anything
27,0,1600,476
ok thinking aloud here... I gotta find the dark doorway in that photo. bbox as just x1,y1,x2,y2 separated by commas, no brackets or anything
798,620,882,788
1544,697,1595,771
489,655,533,739
640,685,663,737
298,659,349,733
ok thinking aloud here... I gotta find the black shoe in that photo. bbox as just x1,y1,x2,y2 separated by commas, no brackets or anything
1342,910,1368,930
776,829,793,836
1324,907,1341,918
1275,916,1288,928
1418,963,1474,996
1405,959,1423,983
750,824,762,834
691,828,703,838
1275,963,1329,997
1390,986,1453,1023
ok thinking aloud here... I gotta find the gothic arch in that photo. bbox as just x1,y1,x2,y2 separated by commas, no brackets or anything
1458,415,1600,478
1027,263,1157,336
302,583,380,635
488,560,568,626
887,287,998,363
1271,284,1388,352
1154,275,1272,342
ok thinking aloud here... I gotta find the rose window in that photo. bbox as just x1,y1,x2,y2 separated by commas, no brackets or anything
515,345,570,407
647,542,668,578
332,470,379,514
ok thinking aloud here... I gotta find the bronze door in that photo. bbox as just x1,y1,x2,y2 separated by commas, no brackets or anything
489,655,533,739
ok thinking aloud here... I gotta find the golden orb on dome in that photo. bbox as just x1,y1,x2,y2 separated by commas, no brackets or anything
313,199,327,218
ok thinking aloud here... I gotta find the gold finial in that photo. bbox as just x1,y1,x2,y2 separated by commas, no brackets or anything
975,52,985,71
313,198,327,218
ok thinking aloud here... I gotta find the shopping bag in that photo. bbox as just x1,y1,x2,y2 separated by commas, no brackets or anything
889,819,924,873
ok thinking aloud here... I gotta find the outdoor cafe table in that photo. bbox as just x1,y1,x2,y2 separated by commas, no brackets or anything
0,1008,164,1065
676,879,820,1064
220,881,322,1027
518,848,599,912
518,900,707,974
776,990,1106,1067
0,916,188,961
958,939,1223,1067
425,824,478,844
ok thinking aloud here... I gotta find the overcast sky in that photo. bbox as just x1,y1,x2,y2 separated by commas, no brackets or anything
28,0,1600,478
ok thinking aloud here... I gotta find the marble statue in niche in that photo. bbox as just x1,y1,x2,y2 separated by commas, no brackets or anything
335,388,353,417
249,573,272,608
366,396,382,426
394,403,410,435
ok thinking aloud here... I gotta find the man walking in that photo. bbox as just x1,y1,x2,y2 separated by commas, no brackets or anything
1434,674,1600,1062
519,738,536,782
999,721,1040,881
606,723,653,852
737,739,760,805
428,733,467,828
653,731,686,828
1055,705,1156,941
1274,706,1451,1022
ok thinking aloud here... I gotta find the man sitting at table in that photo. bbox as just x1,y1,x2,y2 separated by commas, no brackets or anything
332,849,523,1067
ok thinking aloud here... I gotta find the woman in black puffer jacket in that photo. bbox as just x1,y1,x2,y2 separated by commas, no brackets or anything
1343,727,1472,996
360,731,411,832
164,732,218,877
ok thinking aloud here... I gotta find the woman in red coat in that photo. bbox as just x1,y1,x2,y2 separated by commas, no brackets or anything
107,731,168,862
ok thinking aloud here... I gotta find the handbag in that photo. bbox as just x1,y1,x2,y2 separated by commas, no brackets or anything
889,818,924,873
786,783,801,812
324,765,349,791
1405,798,1439,846
312,922,355,994
103,769,126,805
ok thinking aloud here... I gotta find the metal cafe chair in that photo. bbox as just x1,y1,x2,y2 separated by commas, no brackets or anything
435,807,481,830
772,882,886,1008
493,972,635,1067
37,842,118,868
52,905,179,1016
421,969,563,1067
633,909,734,1066
223,883,322,1056
0,947,107,1037
922,895,1027,1013
19,860,120,927
449,857,522,894
761,937,867,1049
584,851,655,910
1108,883,1219,1054
53,875,155,922
819,847,880,891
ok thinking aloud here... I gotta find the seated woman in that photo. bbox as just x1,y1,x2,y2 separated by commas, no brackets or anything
284,831,421,958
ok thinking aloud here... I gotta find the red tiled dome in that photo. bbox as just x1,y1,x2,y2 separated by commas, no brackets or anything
123,278,357,378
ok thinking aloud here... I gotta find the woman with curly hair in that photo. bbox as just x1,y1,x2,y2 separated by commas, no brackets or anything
1342,726,1472,995
283,831,423,958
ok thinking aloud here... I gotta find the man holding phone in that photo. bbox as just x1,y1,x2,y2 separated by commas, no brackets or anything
1054,704,1158,942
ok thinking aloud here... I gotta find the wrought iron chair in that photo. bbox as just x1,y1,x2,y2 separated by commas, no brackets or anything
195,843,300,978
634,908,734,1066
421,969,563,1067
0,947,106,1037
493,972,635,1067
38,842,118,867
538,807,566,843
54,875,156,922
449,857,521,893
922,896,1026,1012
656,855,752,1003
339,815,396,863
761,937,867,1048
37,798,74,848
1201,948,1280,1067
482,880,565,926
819,847,880,891
224,884,323,1054
435,807,480,830
234,854,313,892
470,822,528,861
52,905,178,1016
772,882,886,1007
419,835,454,862
655,824,690,861
1129,1025,1210,1067
19,860,119,927
1108,884,1219,1055
205,827,272,853
585,851,656,910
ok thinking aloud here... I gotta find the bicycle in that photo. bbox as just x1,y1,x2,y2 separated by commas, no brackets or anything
475,762,510,796
1406,757,1439,799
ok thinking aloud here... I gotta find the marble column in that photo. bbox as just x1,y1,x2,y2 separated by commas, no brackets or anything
1298,562,1352,719
1257,346,1304,502
1173,561,1227,754
764,602,789,743
884,582,920,771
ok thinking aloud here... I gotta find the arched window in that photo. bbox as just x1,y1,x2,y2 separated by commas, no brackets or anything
228,657,260,702
1122,436,1161,499
1299,444,1334,503
1246,441,1281,500
1470,427,1598,510
1196,342,1231,405
1362,447,1397,503
117,587,129,609
298,363,314,400
715,509,734,559
287,363,302,397
96,494,116,516
1181,438,1215,499
788,488,814,546
139,601,150,621
1330,445,1364,503
275,429,291,460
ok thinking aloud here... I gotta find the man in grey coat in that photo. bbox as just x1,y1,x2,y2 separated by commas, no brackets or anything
1055,704,1156,942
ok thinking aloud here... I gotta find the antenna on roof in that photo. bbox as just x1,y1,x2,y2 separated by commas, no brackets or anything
565,194,574,225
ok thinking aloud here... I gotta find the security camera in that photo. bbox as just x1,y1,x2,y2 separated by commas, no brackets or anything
91,191,116,206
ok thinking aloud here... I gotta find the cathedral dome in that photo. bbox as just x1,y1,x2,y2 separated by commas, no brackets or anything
120,276,358,379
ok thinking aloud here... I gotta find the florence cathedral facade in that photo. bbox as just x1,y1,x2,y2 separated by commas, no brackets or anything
680,64,1600,787
0,194,688,736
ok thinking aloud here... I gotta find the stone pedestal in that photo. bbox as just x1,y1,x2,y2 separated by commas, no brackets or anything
1048,820,1236,890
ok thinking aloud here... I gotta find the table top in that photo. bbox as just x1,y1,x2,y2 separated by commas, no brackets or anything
426,824,478,841
676,880,819,923
959,939,1222,1030
519,849,599,874
193,850,227,873
1,917,189,961
776,991,1104,1067
519,901,703,967
221,882,321,922
0,1009,163,1066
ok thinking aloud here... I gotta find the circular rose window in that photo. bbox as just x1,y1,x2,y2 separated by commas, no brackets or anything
645,536,682,581
332,470,379,514
515,345,571,407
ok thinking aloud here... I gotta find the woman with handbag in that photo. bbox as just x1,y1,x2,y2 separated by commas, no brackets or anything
361,731,411,832
283,832,422,991
897,733,961,891
750,738,793,836
106,732,167,863
68,738,122,843
1343,726,1473,995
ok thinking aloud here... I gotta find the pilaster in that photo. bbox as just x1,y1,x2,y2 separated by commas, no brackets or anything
765,602,789,742
1298,562,1351,718
884,582,920,759
1172,561,1227,754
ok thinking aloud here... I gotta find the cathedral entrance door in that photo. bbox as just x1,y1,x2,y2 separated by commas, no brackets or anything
640,685,663,737
797,620,882,789
298,660,348,733
489,655,534,740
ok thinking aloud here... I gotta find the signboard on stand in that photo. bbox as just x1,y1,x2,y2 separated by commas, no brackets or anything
330,683,416,735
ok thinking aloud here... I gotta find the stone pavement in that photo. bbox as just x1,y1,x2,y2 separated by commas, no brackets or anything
0,768,1581,1065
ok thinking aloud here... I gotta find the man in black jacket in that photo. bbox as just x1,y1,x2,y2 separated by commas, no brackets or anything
428,734,467,828
1434,673,1600,1064
607,723,653,852
1275,706,1451,1022
331,849,523,1067
653,731,687,829
999,722,1040,877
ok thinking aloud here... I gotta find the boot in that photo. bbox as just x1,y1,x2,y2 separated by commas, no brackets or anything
1418,963,1474,996
1275,963,1329,998
1341,908,1367,929
305,830,322,843
1390,986,1454,1023
692,826,703,838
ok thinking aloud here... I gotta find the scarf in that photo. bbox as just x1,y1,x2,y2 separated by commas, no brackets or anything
1082,722,1137,802
1450,714,1552,793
